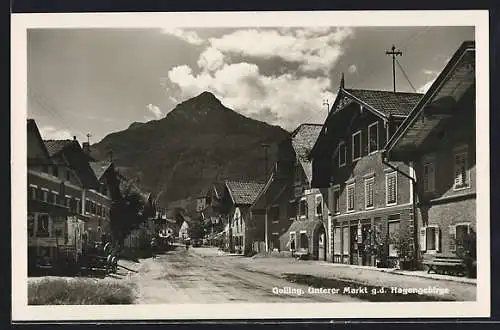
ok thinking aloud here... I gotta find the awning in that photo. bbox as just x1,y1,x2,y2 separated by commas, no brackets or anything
284,219,323,240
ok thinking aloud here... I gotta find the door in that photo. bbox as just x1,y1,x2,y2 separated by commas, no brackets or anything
318,226,327,261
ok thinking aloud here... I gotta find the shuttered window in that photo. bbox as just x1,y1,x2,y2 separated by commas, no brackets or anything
346,183,355,212
364,178,374,209
333,186,340,214
287,200,297,220
386,172,397,205
352,131,362,161
368,122,379,154
454,151,469,189
315,194,323,217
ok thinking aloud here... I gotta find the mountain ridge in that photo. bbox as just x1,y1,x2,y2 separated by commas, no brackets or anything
90,91,290,207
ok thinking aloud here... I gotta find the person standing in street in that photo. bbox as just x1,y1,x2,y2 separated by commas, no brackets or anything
150,237,157,259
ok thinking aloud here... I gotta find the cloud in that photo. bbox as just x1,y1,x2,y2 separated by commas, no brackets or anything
423,69,439,76
167,62,335,130
40,126,73,140
197,47,225,72
348,64,357,74
417,79,436,93
207,27,353,73
146,104,163,119
161,28,205,45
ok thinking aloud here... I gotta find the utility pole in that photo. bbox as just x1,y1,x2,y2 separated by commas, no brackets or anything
322,99,330,112
261,143,270,252
261,143,270,180
385,45,402,93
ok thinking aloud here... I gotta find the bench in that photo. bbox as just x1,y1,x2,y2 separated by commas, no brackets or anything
422,254,466,276
294,249,309,260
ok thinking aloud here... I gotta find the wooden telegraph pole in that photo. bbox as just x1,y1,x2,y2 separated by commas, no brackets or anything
385,45,402,93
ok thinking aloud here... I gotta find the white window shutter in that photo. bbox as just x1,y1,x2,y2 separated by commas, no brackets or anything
448,225,456,252
435,227,441,252
419,227,426,252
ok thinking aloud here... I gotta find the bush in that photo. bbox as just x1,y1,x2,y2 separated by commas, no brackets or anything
28,278,136,305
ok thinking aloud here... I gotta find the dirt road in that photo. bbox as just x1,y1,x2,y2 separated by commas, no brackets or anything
127,246,361,304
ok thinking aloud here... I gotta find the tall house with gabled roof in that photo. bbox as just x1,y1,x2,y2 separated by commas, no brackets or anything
385,41,476,266
310,77,423,267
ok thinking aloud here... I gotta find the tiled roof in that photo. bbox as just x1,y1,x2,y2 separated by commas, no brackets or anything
225,180,265,205
344,89,423,116
291,124,323,183
89,161,112,180
44,140,75,157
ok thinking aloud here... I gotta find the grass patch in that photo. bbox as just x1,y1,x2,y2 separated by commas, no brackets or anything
284,274,455,302
28,278,136,305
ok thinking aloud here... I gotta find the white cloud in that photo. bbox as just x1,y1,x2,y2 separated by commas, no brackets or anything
167,62,335,130
146,104,163,119
348,64,357,74
197,47,225,72
423,69,439,76
208,27,353,73
40,126,73,140
417,79,436,93
161,28,205,45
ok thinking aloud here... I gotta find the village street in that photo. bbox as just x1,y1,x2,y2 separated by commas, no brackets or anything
117,246,476,304
126,246,362,304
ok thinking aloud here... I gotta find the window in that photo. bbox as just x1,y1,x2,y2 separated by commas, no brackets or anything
364,178,374,209
368,122,379,154
76,199,80,214
342,226,349,255
388,219,401,257
42,190,48,202
299,198,307,218
28,213,35,237
352,131,362,161
289,232,296,251
49,192,56,204
449,223,473,253
346,183,355,212
423,161,435,192
294,162,302,185
300,232,308,250
419,225,440,252
333,227,341,254
29,186,37,200
333,186,340,214
338,141,347,167
315,194,323,217
454,150,469,190
85,200,90,213
36,214,50,237
386,172,397,205
66,169,71,181
287,200,297,220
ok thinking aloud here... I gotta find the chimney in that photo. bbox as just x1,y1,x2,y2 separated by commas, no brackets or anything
73,136,77,141
82,142,91,155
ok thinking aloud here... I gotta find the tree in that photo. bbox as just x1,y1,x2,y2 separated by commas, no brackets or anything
109,177,155,249
188,215,205,240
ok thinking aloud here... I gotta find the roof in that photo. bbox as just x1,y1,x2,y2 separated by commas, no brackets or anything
290,124,323,183
385,40,475,159
27,119,52,163
225,180,266,205
343,88,423,117
43,139,100,188
89,161,112,180
43,139,75,157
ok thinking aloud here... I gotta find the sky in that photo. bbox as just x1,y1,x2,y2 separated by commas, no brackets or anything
27,26,474,143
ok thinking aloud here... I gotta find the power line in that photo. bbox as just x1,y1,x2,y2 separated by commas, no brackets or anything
28,86,86,139
396,58,417,92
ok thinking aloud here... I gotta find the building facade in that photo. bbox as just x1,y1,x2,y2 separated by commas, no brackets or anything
310,78,423,267
251,124,331,261
385,41,476,264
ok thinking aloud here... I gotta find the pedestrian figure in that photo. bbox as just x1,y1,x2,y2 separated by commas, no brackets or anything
150,238,157,259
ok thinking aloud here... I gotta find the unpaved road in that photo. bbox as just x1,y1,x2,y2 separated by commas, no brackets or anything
128,246,361,304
